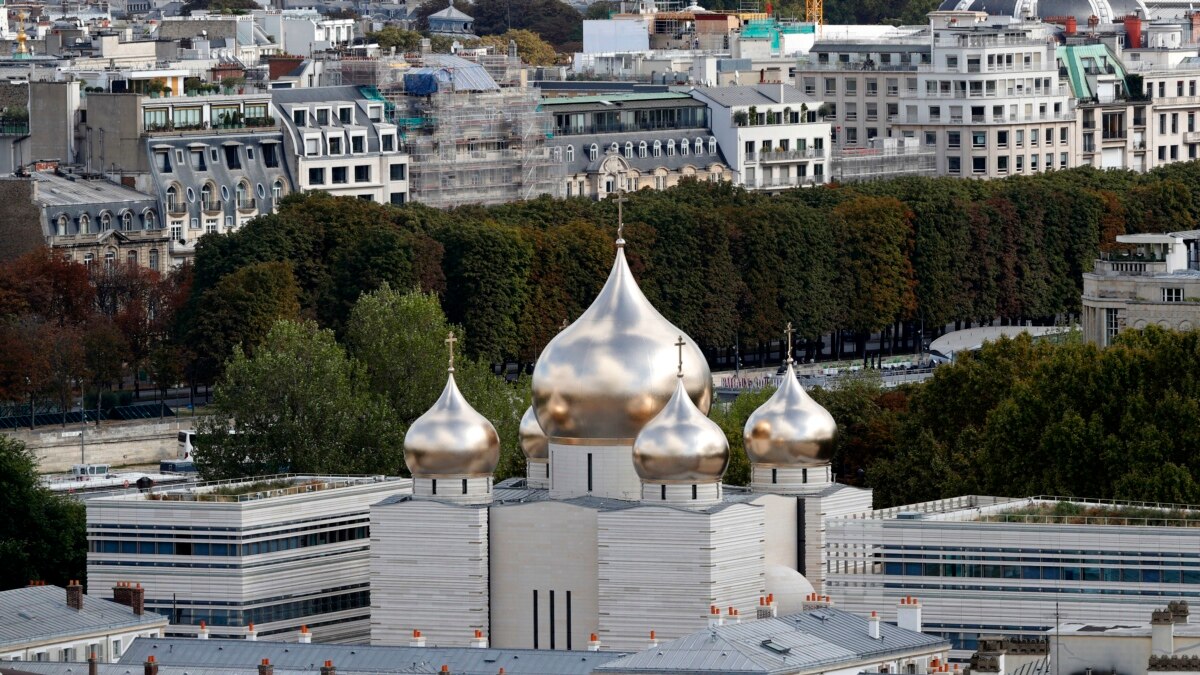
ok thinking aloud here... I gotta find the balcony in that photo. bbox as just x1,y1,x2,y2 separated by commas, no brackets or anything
202,200,223,213
237,198,257,211
167,201,188,215
1093,259,1168,276
754,149,822,162
1185,131,1200,143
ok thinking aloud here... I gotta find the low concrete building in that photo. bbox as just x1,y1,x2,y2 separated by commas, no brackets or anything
0,583,167,663
1081,230,1200,345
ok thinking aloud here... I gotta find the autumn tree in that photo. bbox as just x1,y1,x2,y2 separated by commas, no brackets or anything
472,29,558,65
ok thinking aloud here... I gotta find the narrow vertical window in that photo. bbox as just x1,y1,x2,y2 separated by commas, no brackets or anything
431,478,437,495
533,590,539,649
586,453,593,492
661,484,667,500
566,591,573,650
549,590,556,650
802,468,808,483
462,478,468,494
772,468,778,484
692,484,698,500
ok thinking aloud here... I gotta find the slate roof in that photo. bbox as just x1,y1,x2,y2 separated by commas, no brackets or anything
0,586,167,649
31,172,156,208
119,638,626,675
596,608,948,674
691,84,808,107
429,4,474,20
550,130,729,175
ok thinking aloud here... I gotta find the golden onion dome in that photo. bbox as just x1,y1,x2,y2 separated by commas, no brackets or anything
519,405,548,461
633,374,729,483
743,361,836,467
532,244,712,442
404,369,500,478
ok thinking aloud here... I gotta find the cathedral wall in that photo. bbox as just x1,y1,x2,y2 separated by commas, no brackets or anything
489,501,599,650
548,442,641,501
751,493,799,570
370,499,489,647
595,503,766,651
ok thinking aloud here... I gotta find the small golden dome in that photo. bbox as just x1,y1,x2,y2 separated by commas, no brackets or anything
532,245,712,441
404,371,500,478
743,362,836,467
633,376,729,483
519,406,548,461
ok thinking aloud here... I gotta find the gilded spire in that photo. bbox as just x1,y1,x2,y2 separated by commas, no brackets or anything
675,335,686,378
784,322,795,364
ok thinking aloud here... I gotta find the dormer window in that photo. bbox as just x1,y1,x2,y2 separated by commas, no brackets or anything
351,135,365,153
339,107,353,124
292,109,307,127
316,108,330,126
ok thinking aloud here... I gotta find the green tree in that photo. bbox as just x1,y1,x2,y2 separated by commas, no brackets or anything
472,29,558,65
195,320,404,479
833,195,916,338
0,436,86,589
367,26,424,52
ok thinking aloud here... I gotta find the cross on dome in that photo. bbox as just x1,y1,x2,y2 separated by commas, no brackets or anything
675,335,686,378
785,322,795,364
615,192,627,246
445,331,457,373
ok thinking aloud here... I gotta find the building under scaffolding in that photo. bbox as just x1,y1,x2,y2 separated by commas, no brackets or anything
831,138,937,182
324,52,557,208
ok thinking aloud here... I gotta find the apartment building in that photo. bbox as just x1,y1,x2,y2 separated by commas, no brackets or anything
826,495,1200,655
690,83,831,189
273,86,409,205
86,475,409,644
1081,230,1200,345
542,92,733,199
796,13,1077,178
83,91,293,266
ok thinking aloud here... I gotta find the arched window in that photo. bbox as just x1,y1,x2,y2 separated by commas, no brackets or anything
680,138,689,155
694,138,704,155
709,137,717,155
143,210,157,229
104,250,115,268
589,143,599,161
201,183,214,209
121,211,133,230
236,182,250,208
126,250,138,266
566,145,575,162
83,252,93,268
272,180,284,202
99,212,112,231
78,214,90,234
653,140,662,157
149,249,159,271
609,142,619,155
56,214,68,236
667,139,676,156
624,142,633,158
166,186,179,210
639,141,647,158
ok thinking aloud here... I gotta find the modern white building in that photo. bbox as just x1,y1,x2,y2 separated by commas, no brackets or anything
371,229,871,652
825,495,1200,655
86,475,409,644
0,583,167,663
272,86,409,205
689,83,832,189
255,10,355,57
1081,230,1200,345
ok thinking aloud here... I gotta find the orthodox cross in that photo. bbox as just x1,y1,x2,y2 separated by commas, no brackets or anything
616,191,628,243
785,322,795,364
560,318,569,331
445,331,457,372
675,335,686,377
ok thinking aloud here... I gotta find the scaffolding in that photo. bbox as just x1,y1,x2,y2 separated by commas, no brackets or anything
831,140,938,182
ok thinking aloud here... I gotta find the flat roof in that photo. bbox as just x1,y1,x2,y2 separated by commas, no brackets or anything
90,474,406,504
540,92,695,105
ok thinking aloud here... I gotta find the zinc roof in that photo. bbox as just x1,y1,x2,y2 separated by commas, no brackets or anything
0,586,167,649
31,172,156,208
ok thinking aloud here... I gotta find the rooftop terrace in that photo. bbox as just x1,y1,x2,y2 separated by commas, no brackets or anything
99,474,403,503
853,495,1200,527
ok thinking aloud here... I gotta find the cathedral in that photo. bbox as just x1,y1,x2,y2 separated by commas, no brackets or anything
369,231,873,651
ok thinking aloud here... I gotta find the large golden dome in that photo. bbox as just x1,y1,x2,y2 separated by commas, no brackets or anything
404,371,500,478
632,374,729,483
532,244,712,442
518,405,548,461
743,361,836,467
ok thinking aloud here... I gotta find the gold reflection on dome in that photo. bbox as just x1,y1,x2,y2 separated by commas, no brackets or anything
518,406,548,461
743,324,836,467
403,332,500,478
632,339,729,483
532,244,712,441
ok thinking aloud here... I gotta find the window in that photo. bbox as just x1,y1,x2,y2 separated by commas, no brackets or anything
100,212,112,231
149,249,159,271
390,192,406,205
316,108,330,126
667,139,676,156
190,217,200,230
709,137,717,154
205,218,218,234
948,156,961,174
639,141,647,158
351,135,365,153
332,166,348,184
948,131,961,148
354,165,371,183
172,107,201,128
625,142,633,157
83,253,93,268
122,211,133,230
272,180,284,201
565,146,574,162
382,134,395,152
56,214,68,235
155,151,172,172
1016,130,1024,147
1163,287,1185,302
390,164,406,181
144,108,168,130
104,251,115,268
653,141,661,157
79,214,91,234
589,143,599,161
190,150,206,171
1105,308,1119,345
972,156,986,174
225,145,241,169
236,183,250,208
144,211,156,230
339,107,353,124
998,156,1009,173
293,109,307,127
329,136,343,155
309,167,326,185
694,138,703,155
972,131,986,148
680,138,689,155
997,130,1009,147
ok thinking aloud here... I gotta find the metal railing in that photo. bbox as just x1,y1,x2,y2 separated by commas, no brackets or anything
237,198,257,210
131,473,403,503
202,200,222,212
167,201,188,215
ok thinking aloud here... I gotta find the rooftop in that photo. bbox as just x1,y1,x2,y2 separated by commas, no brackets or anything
0,586,166,649
540,92,695,106
596,607,948,674
29,172,156,208
92,474,404,504
119,637,626,675
855,495,1200,528
690,83,808,107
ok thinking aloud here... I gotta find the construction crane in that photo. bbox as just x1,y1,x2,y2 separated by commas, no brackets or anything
805,0,823,27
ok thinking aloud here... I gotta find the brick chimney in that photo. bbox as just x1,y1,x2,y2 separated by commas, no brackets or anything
319,661,336,675
88,652,98,675
67,579,84,611
112,581,132,607
144,655,159,675
258,658,274,675
131,583,145,615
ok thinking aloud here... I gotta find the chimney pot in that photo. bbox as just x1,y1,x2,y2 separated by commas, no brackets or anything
145,655,159,675
258,658,274,675
67,579,84,611
88,652,98,675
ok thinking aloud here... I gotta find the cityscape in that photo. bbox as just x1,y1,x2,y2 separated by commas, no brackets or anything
2,0,1200,673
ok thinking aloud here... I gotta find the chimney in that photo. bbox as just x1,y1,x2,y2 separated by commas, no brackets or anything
1152,608,1175,655
648,630,658,649
320,661,336,675
299,625,311,644
247,622,258,641
113,581,132,608
130,583,145,615
88,652,98,675
198,621,210,640
440,667,451,674
708,605,724,627
410,629,426,647
67,579,84,611
144,655,159,675
897,596,922,634
869,611,882,639
1170,600,1190,624
258,658,274,675
471,629,488,649
588,633,602,651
